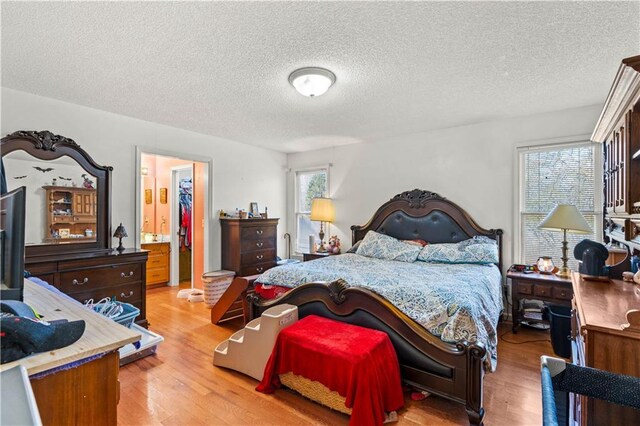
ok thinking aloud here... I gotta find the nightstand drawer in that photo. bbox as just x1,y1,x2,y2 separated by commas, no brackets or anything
517,282,533,295
533,285,553,298
552,286,572,300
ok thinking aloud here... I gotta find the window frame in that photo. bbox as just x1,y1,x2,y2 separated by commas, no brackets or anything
293,165,330,255
514,139,603,265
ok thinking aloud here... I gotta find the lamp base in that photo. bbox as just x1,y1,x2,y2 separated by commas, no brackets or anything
555,266,572,279
116,238,125,252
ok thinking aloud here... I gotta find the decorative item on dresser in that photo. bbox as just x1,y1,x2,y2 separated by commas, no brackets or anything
507,270,573,333
211,218,279,324
1,131,149,327
571,272,640,425
592,55,640,255
141,242,170,288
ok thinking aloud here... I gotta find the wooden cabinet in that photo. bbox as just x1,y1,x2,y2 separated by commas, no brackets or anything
43,186,97,242
220,218,279,275
571,273,640,426
507,271,573,333
593,55,640,251
25,249,149,327
141,242,170,287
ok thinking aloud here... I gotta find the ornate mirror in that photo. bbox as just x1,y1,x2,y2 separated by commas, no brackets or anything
1,130,112,259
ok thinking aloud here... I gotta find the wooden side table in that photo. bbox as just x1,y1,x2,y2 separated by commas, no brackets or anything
507,271,573,333
302,252,333,262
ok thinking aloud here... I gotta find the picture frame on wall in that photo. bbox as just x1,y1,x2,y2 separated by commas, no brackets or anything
160,188,167,204
58,228,70,238
250,202,259,217
145,189,153,204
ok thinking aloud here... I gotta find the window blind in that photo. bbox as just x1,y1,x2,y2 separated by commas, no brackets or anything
520,144,598,269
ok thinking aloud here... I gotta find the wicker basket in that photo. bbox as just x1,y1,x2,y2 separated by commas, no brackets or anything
280,372,352,415
202,270,235,307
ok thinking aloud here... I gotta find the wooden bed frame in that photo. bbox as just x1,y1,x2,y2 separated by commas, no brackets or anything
248,189,503,425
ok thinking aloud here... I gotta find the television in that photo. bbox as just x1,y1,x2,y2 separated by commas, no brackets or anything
1,186,26,301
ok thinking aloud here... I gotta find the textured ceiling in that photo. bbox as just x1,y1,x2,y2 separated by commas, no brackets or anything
2,1,639,153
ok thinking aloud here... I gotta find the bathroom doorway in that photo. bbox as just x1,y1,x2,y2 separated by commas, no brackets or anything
135,148,211,291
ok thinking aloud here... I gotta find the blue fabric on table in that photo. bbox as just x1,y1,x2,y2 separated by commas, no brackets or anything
256,253,503,370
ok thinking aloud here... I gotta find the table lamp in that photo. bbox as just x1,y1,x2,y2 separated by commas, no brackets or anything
113,223,128,252
310,197,335,253
538,204,591,278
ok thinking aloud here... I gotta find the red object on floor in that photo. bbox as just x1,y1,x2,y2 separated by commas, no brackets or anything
256,315,404,426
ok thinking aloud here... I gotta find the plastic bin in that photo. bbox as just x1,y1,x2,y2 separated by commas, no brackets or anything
93,302,139,328
202,270,235,308
545,305,572,358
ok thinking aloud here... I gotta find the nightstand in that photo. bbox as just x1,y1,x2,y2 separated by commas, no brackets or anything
302,252,334,262
507,271,573,333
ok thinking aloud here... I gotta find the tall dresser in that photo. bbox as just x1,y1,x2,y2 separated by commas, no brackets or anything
571,272,640,425
220,218,279,275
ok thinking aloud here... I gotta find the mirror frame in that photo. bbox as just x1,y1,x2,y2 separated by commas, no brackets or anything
1,130,112,259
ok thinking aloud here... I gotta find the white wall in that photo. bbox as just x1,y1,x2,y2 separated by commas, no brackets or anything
287,104,603,271
1,88,288,269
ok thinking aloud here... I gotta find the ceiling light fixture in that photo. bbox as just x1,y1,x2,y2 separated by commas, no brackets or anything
289,67,336,97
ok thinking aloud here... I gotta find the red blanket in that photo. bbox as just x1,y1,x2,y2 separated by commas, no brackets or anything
256,315,404,425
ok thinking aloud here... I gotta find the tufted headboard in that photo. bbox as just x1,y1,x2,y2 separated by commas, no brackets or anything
350,189,504,271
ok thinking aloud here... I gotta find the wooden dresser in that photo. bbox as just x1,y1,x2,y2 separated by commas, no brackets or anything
141,242,170,287
571,272,640,425
25,249,149,327
220,218,279,275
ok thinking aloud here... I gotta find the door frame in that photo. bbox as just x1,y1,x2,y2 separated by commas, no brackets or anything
170,165,194,287
134,146,213,287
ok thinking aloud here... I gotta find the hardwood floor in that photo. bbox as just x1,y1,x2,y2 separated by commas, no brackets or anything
118,287,553,425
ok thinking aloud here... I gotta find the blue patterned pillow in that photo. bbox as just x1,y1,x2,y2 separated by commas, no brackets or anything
355,231,421,263
418,236,498,264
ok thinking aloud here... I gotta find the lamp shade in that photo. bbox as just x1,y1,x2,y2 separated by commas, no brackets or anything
310,198,335,223
538,204,591,233
113,223,128,238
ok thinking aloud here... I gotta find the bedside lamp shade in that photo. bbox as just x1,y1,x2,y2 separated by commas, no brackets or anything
538,204,591,234
538,204,591,278
310,198,335,253
310,198,335,223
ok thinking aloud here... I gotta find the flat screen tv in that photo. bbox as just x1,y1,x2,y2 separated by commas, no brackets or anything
1,186,26,301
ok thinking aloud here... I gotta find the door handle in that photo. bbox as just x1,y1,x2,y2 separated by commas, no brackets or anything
72,277,89,285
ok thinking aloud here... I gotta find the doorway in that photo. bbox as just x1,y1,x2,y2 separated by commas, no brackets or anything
135,148,211,291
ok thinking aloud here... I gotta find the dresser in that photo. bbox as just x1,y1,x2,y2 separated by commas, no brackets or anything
141,242,170,287
571,272,640,425
25,249,149,327
220,218,279,275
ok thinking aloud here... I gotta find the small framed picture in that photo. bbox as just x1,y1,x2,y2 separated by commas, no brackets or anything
59,228,70,238
145,189,153,204
250,202,260,216
159,188,168,204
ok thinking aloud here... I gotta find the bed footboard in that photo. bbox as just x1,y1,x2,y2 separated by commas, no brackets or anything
249,279,486,425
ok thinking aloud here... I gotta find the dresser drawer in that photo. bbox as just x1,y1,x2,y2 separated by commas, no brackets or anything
240,249,277,266
533,285,552,298
142,243,170,255
516,282,533,295
240,225,277,241
239,261,277,276
59,263,142,294
70,282,142,305
552,286,572,300
147,254,168,269
240,237,276,252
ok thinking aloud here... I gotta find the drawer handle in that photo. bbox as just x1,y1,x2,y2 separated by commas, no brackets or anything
256,254,264,260
256,230,264,235
120,291,134,299
72,277,89,286
256,242,264,248
121,271,134,278
256,267,264,273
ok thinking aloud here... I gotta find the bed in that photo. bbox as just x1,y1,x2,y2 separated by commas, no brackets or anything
247,189,504,425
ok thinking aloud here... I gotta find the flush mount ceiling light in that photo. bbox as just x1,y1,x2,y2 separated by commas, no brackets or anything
288,67,336,97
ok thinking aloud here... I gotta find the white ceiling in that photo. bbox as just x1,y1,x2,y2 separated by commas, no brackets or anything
2,1,639,153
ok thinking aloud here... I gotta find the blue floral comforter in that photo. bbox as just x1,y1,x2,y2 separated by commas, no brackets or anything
256,253,503,370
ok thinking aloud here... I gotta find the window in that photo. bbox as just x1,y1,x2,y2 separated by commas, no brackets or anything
517,143,601,270
295,168,328,253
